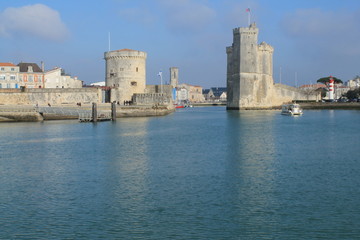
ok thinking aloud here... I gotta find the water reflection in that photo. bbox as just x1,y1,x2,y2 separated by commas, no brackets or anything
100,118,151,235
226,110,278,236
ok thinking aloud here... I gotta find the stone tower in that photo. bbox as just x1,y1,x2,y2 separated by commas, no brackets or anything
104,49,147,103
169,67,179,88
226,23,274,109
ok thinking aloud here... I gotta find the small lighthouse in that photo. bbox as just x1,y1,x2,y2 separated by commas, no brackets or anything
329,76,334,100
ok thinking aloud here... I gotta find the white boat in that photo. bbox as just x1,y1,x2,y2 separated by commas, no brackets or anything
281,103,303,115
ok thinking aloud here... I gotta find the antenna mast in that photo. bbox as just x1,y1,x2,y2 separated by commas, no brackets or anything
108,32,111,51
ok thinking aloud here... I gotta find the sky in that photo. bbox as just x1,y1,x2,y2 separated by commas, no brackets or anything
1,0,360,88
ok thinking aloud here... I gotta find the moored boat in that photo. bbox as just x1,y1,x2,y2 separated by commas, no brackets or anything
281,103,303,115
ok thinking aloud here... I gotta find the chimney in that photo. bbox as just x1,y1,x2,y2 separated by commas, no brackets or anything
41,61,45,72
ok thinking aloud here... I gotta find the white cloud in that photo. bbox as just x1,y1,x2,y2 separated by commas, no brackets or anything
281,8,360,55
0,4,69,41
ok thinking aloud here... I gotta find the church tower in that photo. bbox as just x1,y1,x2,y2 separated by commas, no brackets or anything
169,67,179,88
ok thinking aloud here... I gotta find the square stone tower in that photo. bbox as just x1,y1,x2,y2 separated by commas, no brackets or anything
169,67,179,88
226,23,274,109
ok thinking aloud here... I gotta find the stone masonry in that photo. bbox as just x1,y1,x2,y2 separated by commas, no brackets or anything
104,49,147,103
226,23,318,109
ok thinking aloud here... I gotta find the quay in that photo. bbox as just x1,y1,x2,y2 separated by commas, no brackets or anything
0,103,174,122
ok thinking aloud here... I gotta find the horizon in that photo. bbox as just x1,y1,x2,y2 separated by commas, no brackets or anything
1,0,360,88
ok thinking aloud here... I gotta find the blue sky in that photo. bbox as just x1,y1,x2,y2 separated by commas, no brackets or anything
1,0,360,88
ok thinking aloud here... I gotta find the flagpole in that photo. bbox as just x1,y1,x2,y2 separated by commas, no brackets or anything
108,32,111,51
158,71,163,93
160,73,163,93
246,8,251,26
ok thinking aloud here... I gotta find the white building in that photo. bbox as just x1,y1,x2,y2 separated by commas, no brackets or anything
0,63,20,88
44,68,83,88
347,76,360,90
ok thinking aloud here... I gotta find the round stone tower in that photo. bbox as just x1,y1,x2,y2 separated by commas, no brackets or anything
104,49,147,103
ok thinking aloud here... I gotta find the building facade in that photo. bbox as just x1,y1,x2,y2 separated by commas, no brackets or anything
347,76,360,90
104,49,147,103
177,83,205,103
18,63,44,88
44,68,83,88
0,63,20,88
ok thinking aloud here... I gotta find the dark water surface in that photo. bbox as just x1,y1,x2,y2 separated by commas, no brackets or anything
1,107,360,239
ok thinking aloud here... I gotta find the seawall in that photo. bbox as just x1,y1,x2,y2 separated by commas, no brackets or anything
0,104,175,122
0,88,102,105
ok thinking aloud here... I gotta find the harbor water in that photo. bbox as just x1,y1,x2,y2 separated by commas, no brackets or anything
1,107,360,239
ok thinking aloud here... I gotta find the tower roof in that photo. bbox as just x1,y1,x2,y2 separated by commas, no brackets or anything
114,48,138,52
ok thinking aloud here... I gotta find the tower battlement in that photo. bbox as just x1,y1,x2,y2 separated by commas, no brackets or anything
104,49,147,103
258,42,274,52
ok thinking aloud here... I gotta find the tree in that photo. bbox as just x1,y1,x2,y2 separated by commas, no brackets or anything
316,76,343,85
346,88,360,99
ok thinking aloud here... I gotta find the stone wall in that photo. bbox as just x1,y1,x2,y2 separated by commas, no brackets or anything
132,93,172,106
227,23,319,110
105,49,147,103
0,88,102,105
145,85,173,96
273,84,320,105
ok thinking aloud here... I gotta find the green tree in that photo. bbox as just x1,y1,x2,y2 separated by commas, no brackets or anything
317,76,343,85
346,89,360,99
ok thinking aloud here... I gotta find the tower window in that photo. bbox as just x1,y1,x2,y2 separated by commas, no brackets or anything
131,81,137,86
136,67,138,72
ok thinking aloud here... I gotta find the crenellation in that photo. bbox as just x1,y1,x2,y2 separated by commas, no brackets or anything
227,23,318,109
104,49,147,103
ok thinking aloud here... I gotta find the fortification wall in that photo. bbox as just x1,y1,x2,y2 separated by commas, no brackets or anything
273,84,319,105
132,93,173,106
237,73,275,108
0,88,102,105
145,85,173,96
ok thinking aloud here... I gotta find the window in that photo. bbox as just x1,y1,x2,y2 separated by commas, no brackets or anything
120,68,124,71
28,75,34,82
131,81,137,86
0,68,4,71
11,68,15,71
136,67,138,72
7,83,10,88
19,75,23,81
110,73,116,77
10,75,16,80
0,75,5,80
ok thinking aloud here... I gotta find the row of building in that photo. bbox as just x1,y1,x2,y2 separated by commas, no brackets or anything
298,76,360,100
0,62,82,89
1,59,226,104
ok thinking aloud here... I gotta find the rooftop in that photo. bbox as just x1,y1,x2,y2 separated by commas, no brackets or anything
0,63,17,67
114,48,137,52
18,63,43,73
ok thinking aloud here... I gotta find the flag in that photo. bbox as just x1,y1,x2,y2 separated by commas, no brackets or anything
158,71,162,77
246,8,250,12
